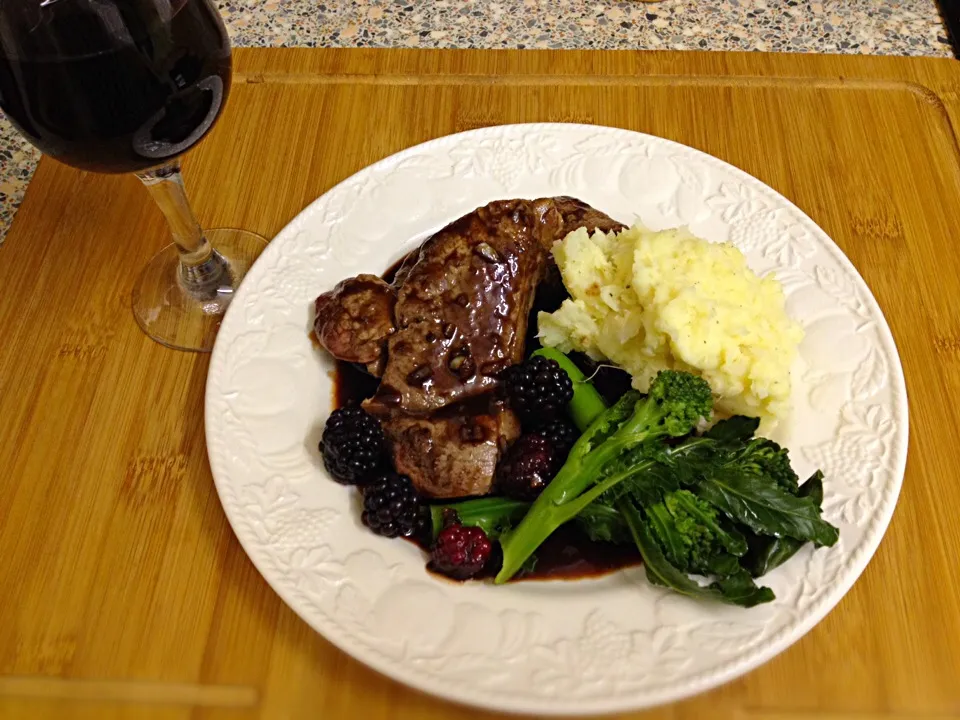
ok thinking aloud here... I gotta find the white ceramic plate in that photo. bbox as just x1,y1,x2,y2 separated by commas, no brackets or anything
205,124,908,716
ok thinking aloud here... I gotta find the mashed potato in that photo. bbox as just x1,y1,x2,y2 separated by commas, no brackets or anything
538,224,803,427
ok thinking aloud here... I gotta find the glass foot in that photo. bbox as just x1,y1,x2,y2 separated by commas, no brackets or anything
132,227,268,352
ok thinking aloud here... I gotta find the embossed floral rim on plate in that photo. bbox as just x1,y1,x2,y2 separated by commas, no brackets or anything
205,124,908,716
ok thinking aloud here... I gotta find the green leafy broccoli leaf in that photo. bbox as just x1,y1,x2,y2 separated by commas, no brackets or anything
704,416,760,443
743,471,828,577
695,467,838,547
703,552,742,577
489,352,838,608
712,569,777,606
619,499,774,608
574,500,632,545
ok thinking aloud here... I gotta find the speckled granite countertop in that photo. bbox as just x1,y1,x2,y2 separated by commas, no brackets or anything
0,0,952,243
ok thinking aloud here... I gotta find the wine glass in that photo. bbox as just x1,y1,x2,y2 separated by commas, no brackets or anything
0,0,267,352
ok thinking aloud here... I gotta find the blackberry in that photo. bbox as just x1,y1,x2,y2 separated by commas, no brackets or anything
320,407,384,485
496,434,559,501
537,417,579,457
362,473,423,538
504,355,573,427
430,523,493,580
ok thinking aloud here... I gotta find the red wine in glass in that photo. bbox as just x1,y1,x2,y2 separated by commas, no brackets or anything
0,0,267,352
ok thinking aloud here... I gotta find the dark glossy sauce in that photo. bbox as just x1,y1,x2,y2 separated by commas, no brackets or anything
383,250,415,285
510,525,641,581
412,525,640,583
333,359,380,408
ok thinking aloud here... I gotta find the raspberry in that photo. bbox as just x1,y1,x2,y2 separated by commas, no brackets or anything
430,524,493,580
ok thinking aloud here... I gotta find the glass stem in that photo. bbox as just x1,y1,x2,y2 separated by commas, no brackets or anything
136,159,232,300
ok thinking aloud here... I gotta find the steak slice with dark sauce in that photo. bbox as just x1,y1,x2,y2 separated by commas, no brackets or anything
382,399,521,499
367,197,625,416
366,199,549,416
528,196,625,251
314,196,623,498
314,274,396,377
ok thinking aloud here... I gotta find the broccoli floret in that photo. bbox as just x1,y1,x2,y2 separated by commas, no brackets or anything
667,490,747,552
643,370,715,437
646,490,747,576
597,372,712,461
664,493,722,572
740,438,799,494
496,371,713,583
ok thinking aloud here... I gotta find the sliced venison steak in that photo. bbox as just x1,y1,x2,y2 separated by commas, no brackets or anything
366,199,549,416
363,197,623,417
383,401,521,498
314,274,396,376
528,196,625,251
314,196,621,498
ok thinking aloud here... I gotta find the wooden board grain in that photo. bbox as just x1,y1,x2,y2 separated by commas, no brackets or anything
1,49,960,720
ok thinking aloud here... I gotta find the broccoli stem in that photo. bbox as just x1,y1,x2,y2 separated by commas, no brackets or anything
532,347,607,431
495,435,712,583
495,456,658,582
549,392,678,505
497,369,715,584
429,497,530,541
548,393,651,505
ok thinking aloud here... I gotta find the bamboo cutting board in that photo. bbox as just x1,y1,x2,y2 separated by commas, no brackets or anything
1,49,959,720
